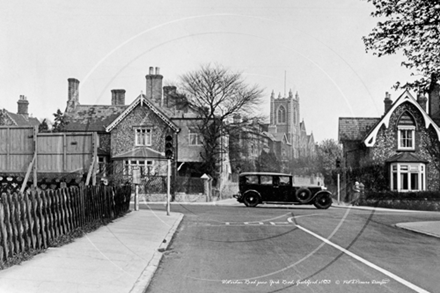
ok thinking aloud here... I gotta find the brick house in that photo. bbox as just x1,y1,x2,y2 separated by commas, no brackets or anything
339,89,440,192
0,95,40,126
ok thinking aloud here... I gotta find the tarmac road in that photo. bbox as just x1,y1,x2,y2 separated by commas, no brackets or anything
145,203,440,293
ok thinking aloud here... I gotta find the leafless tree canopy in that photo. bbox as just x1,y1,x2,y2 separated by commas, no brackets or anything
180,64,264,120
179,64,265,180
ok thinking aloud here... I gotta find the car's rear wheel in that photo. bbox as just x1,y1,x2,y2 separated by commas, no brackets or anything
243,192,259,207
296,188,312,203
313,193,332,209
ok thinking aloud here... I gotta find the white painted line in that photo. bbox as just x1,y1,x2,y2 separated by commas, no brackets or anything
290,221,430,293
244,221,264,225
269,222,290,225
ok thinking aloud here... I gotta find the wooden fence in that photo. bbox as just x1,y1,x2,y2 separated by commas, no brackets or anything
0,185,131,266
0,126,98,189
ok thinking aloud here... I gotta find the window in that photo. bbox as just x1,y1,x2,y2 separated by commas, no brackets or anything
278,106,286,124
390,163,425,191
279,176,290,185
97,156,107,176
397,112,416,150
398,126,415,150
135,128,152,146
124,160,154,176
260,176,272,185
188,129,203,146
245,175,258,184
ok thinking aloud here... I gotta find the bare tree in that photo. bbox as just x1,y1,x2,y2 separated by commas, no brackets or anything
179,64,264,183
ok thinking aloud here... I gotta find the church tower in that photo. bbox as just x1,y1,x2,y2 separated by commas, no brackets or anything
269,89,301,158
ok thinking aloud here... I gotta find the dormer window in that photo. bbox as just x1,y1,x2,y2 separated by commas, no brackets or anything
397,112,416,151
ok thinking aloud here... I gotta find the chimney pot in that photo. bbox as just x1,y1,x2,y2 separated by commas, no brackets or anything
149,67,154,75
155,67,160,75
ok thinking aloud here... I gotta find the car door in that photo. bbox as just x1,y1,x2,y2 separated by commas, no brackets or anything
258,175,274,201
273,175,292,202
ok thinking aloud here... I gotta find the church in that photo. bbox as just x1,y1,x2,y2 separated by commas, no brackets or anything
267,89,316,160
229,89,316,175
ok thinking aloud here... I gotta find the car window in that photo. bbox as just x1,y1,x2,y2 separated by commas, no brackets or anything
245,175,258,184
279,176,290,185
260,176,272,185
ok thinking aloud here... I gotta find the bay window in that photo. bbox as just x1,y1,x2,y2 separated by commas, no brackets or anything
123,160,154,176
390,163,425,191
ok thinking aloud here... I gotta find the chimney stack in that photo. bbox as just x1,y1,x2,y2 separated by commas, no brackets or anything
145,66,163,106
163,86,177,108
111,89,126,106
17,95,29,118
67,78,80,111
384,92,392,113
417,91,428,112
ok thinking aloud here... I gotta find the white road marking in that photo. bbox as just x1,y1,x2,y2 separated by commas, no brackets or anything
244,221,264,225
287,218,430,293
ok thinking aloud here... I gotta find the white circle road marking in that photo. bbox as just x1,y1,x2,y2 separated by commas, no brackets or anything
287,217,430,293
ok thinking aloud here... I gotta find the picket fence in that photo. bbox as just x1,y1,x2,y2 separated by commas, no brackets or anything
0,185,131,266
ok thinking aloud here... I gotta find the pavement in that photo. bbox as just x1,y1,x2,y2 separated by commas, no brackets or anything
0,198,439,293
0,207,183,293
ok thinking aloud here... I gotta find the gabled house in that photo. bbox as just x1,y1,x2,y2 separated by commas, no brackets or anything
339,89,440,192
0,95,40,126
63,68,181,182
63,67,232,186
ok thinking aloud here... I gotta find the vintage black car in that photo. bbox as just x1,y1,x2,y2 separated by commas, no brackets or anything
233,172,332,209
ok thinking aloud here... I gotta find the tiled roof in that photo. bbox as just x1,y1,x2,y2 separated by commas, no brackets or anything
338,117,380,142
64,105,128,132
5,111,40,126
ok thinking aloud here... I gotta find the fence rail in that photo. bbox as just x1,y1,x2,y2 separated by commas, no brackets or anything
0,185,131,266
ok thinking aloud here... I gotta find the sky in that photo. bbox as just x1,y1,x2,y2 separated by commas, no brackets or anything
0,0,417,143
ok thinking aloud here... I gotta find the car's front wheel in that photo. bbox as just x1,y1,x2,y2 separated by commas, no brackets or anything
243,192,259,207
313,193,332,209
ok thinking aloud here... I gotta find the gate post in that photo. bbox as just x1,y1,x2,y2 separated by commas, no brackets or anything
201,174,213,202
